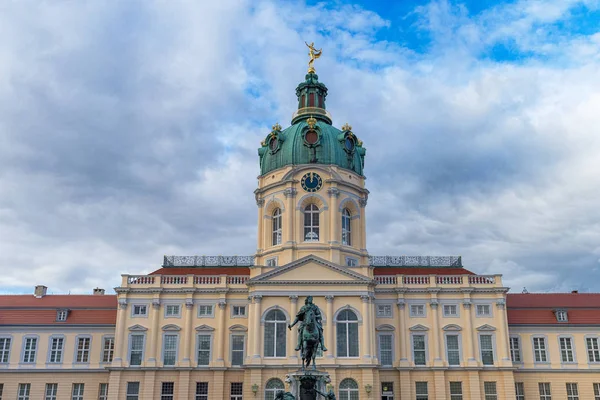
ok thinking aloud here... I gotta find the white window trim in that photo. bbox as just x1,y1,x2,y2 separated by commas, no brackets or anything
231,305,248,319
229,333,246,367
411,332,429,366
164,304,182,319
197,304,215,318
126,382,140,400
475,304,493,317
263,309,288,359
74,335,92,364
509,335,522,363
345,256,359,267
558,335,577,364
20,335,39,364
265,256,278,267
128,333,146,367
98,383,109,400
442,304,460,318
47,334,65,364
483,381,498,400
410,304,427,318
335,309,360,358
131,304,149,318
100,335,115,364
477,332,496,366
532,335,550,364
196,333,213,367
0,335,13,364
585,335,600,363
377,332,394,367
376,304,393,318
444,333,462,367
161,332,179,367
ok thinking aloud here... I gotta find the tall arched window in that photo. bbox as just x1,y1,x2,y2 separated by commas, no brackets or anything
304,204,319,241
339,378,359,400
336,309,359,357
272,208,282,246
264,309,286,358
341,208,352,246
265,378,285,400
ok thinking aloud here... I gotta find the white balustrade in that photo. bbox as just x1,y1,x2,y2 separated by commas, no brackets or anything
468,275,496,284
194,276,221,285
403,276,430,285
436,275,463,285
375,276,397,285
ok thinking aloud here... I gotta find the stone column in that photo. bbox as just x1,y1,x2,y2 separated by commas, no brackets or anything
215,300,227,366
396,299,407,365
147,298,161,366
496,299,511,365
289,295,299,362
253,295,263,361
325,295,334,360
182,299,194,366
112,299,128,366
430,299,443,366
463,300,477,366
361,295,371,360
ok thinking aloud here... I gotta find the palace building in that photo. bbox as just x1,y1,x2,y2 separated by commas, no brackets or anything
1,61,600,400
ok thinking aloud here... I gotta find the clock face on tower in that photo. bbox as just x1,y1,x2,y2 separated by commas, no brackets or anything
301,172,323,192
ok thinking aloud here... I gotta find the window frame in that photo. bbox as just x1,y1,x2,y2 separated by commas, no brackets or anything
566,383,579,400
71,383,85,400
196,333,213,366
558,335,576,363
131,304,148,318
443,304,459,318
341,208,352,246
336,309,360,358
164,304,182,318
478,333,495,366
0,335,12,364
98,383,109,400
539,382,551,400
475,304,492,317
264,378,285,400
161,382,175,400
376,304,393,318
47,335,65,364
56,309,68,322
263,309,287,358
126,382,140,400
378,332,394,366
303,203,320,242
412,333,428,366
410,304,426,318
265,257,278,267
449,381,463,400
515,382,525,400
197,304,214,318
196,382,209,400
345,257,358,267
230,334,246,367
586,336,600,363
45,383,58,400
532,336,550,364
555,309,568,322
509,335,521,363
483,381,497,400
593,382,600,400
101,336,115,363
230,382,243,400
445,333,461,366
338,378,359,400
74,335,92,363
272,208,282,246
18,383,31,400
128,333,146,366
21,335,39,364
415,381,429,400
161,333,179,366
231,305,247,318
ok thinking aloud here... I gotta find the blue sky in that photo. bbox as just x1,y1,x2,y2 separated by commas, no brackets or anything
0,0,599,294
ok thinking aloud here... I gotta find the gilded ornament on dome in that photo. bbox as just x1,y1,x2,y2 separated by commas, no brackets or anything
341,122,352,132
272,123,282,132
306,117,317,129
305,41,322,73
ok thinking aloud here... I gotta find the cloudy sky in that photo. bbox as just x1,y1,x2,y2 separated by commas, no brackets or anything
1,0,599,294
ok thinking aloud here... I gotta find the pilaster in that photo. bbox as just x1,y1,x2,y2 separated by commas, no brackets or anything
215,300,227,367
430,298,443,367
181,298,194,367
147,298,161,367
289,295,299,363
361,295,371,360
496,299,512,366
325,295,334,360
396,298,409,366
252,295,263,362
463,299,478,367
112,299,127,366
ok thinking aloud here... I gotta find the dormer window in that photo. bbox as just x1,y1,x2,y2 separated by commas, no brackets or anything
56,309,68,322
555,310,568,322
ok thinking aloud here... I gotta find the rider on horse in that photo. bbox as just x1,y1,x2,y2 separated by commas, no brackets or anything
288,296,327,352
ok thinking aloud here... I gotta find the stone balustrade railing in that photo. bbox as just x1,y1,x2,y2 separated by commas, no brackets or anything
122,274,249,289
374,274,500,288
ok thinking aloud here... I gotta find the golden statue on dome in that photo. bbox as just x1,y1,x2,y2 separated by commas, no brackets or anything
305,41,322,73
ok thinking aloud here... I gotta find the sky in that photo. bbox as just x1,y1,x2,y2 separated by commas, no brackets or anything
1,0,600,294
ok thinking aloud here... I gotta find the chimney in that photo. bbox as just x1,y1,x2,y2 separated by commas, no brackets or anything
571,290,579,294
93,288,105,295
34,285,47,298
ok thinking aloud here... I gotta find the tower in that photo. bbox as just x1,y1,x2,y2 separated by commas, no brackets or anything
254,54,369,276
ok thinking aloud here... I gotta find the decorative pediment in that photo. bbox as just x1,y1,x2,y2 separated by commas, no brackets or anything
128,324,148,332
195,324,215,332
476,324,496,331
229,324,248,332
376,324,395,332
409,324,429,331
162,324,181,331
248,255,372,285
442,324,462,331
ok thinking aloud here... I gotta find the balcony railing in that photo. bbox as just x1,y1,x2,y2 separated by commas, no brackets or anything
375,274,500,288
163,255,255,267
123,274,249,289
368,256,462,267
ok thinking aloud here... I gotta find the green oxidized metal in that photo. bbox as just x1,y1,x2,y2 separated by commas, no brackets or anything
258,73,366,177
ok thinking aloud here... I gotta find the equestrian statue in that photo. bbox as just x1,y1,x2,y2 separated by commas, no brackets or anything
288,296,327,369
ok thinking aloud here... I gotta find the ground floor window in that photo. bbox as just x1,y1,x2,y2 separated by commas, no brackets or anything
231,382,243,400
381,382,393,400
449,382,462,400
98,383,108,400
45,384,58,400
265,378,285,400
161,382,174,400
515,382,525,400
539,383,552,400
71,383,84,400
126,382,140,400
18,384,31,400
416,382,428,400
594,383,600,400
483,382,497,400
196,382,208,400
339,378,359,400
566,383,579,400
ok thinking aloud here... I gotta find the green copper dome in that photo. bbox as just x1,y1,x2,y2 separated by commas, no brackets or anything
258,73,366,176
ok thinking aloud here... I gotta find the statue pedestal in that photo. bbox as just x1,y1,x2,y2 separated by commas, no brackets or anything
286,369,331,400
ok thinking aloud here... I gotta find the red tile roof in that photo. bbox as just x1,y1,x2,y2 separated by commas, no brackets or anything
150,267,250,275
373,267,475,275
507,293,600,325
0,295,117,326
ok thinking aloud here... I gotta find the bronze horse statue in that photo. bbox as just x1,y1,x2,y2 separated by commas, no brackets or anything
301,305,320,370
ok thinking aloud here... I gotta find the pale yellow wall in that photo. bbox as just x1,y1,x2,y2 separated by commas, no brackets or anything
0,372,109,399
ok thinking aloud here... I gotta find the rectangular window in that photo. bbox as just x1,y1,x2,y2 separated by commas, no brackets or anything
197,335,211,366
198,305,213,317
196,382,209,400
413,335,426,365
556,310,568,322
233,305,246,317
18,383,31,400
102,337,114,363
594,383,600,400
587,338,600,362
163,335,178,366
231,382,243,400
129,334,144,366
377,304,392,317
126,382,140,400
56,310,68,321
533,337,548,362
22,337,37,363
132,305,147,316
446,335,460,366
0,383,3,400
76,337,91,362
98,383,108,400
539,383,551,400
72,383,84,400
510,337,521,362
378,334,393,366
515,382,525,400
560,337,575,363
566,383,579,400
443,305,458,317
416,382,428,400
165,305,180,317
161,382,174,400
45,383,58,400
49,337,64,363
410,304,425,317
479,334,494,365
266,258,277,267
0,337,10,363
484,382,497,400
381,382,394,400
476,304,491,316
449,382,463,400
231,335,244,366
346,257,358,267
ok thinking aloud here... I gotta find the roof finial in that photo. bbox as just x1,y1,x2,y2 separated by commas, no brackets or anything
305,41,322,74
342,122,352,132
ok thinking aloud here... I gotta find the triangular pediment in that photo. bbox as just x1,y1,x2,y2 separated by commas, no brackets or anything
409,324,429,331
476,324,496,331
128,324,147,331
248,255,372,285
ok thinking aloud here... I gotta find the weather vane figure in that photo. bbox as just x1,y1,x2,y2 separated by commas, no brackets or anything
305,41,322,73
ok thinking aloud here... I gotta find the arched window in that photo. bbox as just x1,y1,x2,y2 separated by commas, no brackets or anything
272,208,282,246
304,204,319,241
342,208,352,246
265,378,285,400
336,309,359,357
264,309,286,358
339,378,359,400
